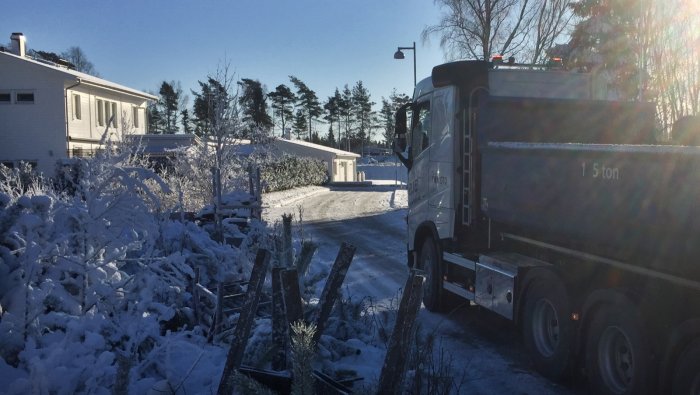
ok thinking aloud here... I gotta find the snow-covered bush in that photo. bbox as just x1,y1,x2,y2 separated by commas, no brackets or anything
0,135,270,393
260,154,328,193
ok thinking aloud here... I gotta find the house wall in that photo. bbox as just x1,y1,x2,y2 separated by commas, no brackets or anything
0,54,68,174
66,84,149,155
0,53,151,175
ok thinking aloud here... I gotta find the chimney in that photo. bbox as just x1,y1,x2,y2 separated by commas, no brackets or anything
10,32,26,57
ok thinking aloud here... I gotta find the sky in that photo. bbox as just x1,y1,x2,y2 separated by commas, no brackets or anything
1,0,448,119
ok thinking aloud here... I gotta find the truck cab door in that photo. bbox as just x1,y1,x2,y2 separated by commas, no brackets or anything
407,95,432,247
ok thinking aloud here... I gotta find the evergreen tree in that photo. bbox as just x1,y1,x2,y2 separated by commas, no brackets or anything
339,85,353,151
147,101,163,134
192,78,229,137
567,0,641,99
181,109,193,134
324,89,342,146
327,125,337,148
289,76,323,142
352,81,375,151
159,81,180,133
268,84,296,138
293,109,307,140
238,78,273,136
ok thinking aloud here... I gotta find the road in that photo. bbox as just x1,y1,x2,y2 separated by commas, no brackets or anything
264,185,577,394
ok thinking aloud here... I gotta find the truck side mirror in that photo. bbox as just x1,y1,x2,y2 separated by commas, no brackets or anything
393,103,410,153
393,103,412,169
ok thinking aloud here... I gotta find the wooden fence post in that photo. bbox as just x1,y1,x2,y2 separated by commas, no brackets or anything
312,242,356,345
217,249,271,395
193,267,201,327
282,214,293,268
215,283,224,335
280,268,304,327
271,267,287,371
377,270,425,395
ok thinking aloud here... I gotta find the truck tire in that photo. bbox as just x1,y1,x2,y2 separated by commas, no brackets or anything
419,238,442,312
522,278,574,380
671,338,700,395
585,305,653,395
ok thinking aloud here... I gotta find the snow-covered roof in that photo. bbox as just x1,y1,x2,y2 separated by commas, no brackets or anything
0,50,157,101
276,138,360,157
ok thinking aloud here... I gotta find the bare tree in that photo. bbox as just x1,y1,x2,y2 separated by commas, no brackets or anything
61,46,99,76
528,0,574,63
422,0,536,61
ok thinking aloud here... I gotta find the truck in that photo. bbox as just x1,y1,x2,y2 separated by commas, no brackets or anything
393,59,700,395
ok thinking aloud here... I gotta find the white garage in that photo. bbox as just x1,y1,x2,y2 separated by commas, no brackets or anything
273,138,360,183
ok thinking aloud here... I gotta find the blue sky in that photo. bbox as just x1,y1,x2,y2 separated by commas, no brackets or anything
2,0,447,111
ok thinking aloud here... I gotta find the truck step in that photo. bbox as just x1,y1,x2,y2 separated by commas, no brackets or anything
443,252,476,270
443,280,475,300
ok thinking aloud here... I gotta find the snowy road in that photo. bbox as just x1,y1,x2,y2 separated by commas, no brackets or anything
264,185,577,394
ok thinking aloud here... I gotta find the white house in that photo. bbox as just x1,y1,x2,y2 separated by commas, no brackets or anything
273,138,360,182
0,33,157,174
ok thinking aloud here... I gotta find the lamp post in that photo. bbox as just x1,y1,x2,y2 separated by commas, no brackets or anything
394,41,417,87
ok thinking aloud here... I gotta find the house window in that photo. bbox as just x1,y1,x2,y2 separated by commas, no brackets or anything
73,94,81,120
97,99,104,126
16,92,35,103
132,106,140,128
0,92,10,103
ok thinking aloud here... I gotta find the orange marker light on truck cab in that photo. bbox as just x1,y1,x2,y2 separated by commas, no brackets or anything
492,55,503,64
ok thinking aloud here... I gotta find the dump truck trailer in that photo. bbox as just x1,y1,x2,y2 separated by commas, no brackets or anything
394,60,700,395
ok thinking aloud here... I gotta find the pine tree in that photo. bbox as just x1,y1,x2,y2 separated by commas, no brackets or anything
289,76,322,142
293,109,307,140
324,89,342,145
147,101,163,134
159,81,180,133
238,78,273,137
352,81,375,152
181,109,193,134
327,125,337,148
192,78,229,137
568,0,641,99
268,84,296,138
339,85,353,151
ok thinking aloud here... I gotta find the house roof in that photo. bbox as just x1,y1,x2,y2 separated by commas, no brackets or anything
276,138,360,157
0,50,157,101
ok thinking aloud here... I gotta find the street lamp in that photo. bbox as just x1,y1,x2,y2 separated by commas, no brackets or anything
394,41,417,87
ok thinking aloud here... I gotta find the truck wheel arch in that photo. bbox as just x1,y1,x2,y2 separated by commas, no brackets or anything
412,221,441,269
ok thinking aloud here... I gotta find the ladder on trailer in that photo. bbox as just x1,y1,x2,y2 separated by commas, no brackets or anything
463,110,473,225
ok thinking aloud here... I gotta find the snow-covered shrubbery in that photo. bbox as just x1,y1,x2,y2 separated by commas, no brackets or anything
0,144,265,393
260,154,328,193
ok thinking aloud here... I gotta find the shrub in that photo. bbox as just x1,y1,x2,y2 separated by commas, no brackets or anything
260,155,328,193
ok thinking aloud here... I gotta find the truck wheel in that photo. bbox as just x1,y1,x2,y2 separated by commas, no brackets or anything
419,238,442,312
671,338,700,395
522,278,574,380
585,305,653,395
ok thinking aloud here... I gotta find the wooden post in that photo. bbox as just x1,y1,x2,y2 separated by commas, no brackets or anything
312,242,356,344
271,267,287,371
217,249,271,395
280,268,304,327
377,271,425,395
295,241,317,275
282,214,293,268
215,283,224,335
254,167,262,219
193,267,201,327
